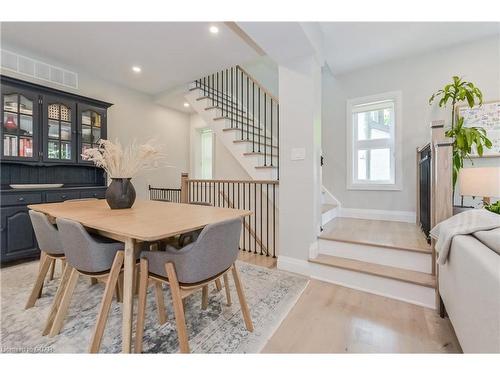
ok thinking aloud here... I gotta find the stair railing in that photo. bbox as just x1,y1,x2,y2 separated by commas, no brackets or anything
194,65,279,179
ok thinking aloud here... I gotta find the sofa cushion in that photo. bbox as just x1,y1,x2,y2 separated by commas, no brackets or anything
473,228,500,255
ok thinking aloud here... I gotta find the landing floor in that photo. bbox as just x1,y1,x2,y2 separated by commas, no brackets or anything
319,217,431,252
263,280,460,353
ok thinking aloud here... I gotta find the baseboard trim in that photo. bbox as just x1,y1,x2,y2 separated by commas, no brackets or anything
277,255,435,309
339,207,416,223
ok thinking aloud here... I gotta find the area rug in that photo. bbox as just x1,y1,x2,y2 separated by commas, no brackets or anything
0,260,308,353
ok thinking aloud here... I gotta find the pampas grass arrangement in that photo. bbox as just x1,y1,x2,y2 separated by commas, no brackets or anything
82,139,165,178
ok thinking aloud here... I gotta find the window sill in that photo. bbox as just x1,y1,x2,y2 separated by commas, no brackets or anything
347,183,402,191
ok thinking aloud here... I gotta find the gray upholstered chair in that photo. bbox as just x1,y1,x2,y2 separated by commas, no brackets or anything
44,217,125,353
135,218,253,353
25,210,66,309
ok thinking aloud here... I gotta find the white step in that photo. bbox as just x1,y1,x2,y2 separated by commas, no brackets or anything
306,254,436,308
321,203,338,227
318,238,432,273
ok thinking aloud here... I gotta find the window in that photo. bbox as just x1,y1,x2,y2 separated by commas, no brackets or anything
347,91,402,190
199,128,213,179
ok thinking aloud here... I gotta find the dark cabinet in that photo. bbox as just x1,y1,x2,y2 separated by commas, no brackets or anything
0,206,39,262
0,75,112,164
42,95,77,163
77,103,107,163
1,84,40,162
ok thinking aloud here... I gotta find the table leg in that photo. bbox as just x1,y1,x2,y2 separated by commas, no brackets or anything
122,238,136,353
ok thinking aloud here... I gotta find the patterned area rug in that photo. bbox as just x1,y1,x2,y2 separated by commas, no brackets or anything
0,260,308,353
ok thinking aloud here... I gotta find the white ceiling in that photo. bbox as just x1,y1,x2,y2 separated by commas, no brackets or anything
320,22,500,74
0,22,259,96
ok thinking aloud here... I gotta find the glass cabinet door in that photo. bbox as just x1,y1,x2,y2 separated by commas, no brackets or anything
77,104,106,163
42,96,76,162
1,85,39,161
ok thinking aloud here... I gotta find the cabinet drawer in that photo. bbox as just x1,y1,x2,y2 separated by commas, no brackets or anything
80,189,106,199
45,191,80,203
2,192,43,206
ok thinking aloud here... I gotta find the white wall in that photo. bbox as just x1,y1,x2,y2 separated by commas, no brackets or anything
240,56,279,98
322,35,500,213
189,114,250,180
1,46,191,199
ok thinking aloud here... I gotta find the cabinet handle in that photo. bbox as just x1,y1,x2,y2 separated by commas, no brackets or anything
17,197,25,202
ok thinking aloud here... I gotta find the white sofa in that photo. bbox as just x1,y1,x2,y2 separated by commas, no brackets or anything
438,232,500,353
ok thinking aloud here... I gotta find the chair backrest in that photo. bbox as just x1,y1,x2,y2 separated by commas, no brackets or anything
56,217,122,273
174,218,242,284
29,210,64,255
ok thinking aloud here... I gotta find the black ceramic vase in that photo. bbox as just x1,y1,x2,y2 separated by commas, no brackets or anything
106,178,136,209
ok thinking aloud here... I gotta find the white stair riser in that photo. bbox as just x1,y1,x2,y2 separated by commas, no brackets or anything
243,153,278,165
318,239,432,273
321,207,338,226
278,256,436,309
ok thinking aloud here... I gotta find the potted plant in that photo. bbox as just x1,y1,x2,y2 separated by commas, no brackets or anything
82,139,165,209
429,76,492,187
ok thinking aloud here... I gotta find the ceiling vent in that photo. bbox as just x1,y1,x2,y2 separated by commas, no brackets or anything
1,49,78,89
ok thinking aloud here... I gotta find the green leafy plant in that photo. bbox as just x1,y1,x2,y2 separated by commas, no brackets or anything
429,76,492,187
484,200,500,215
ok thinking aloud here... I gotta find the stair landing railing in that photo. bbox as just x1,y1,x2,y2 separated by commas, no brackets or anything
148,173,278,257
193,65,279,179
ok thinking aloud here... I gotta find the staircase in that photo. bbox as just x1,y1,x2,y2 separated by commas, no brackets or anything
185,65,279,180
309,217,436,308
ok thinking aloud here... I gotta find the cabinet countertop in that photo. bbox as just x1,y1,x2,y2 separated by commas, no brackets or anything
1,185,107,194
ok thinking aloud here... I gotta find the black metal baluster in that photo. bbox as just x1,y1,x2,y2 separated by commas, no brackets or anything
270,100,273,167
235,67,238,130
242,181,245,251
231,67,234,128
260,183,263,255
258,88,261,153
272,183,276,257
246,76,249,140
252,82,255,152
221,70,224,117
277,104,280,180
254,183,257,254
266,183,269,256
264,93,267,166
240,68,244,139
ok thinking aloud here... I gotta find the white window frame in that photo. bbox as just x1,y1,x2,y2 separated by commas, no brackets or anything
346,91,402,191
198,128,214,179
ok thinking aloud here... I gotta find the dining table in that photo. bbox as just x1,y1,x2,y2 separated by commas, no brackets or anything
28,198,251,353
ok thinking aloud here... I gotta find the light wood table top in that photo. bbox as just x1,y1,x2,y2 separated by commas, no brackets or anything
28,199,251,242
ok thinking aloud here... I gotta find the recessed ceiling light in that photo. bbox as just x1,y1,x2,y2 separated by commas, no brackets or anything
132,66,142,73
183,102,190,108
209,26,219,34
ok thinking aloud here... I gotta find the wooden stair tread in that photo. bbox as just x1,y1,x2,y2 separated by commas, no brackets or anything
243,152,278,158
222,128,272,139
319,217,431,254
233,140,278,148
255,165,277,169
309,254,436,288
321,204,337,213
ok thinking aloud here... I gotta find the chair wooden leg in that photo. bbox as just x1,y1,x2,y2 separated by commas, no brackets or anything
165,262,190,353
49,268,79,337
43,264,72,335
25,253,52,309
115,274,124,303
231,264,253,332
89,251,124,353
90,277,98,285
214,278,222,291
154,281,168,324
61,259,66,275
201,285,209,310
134,259,150,353
223,273,232,306
48,259,55,281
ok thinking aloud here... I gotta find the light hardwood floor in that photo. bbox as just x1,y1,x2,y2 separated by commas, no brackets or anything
238,250,277,269
320,217,431,252
262,280,461,353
